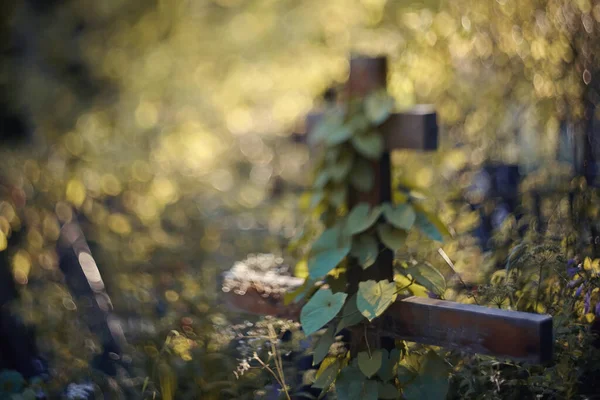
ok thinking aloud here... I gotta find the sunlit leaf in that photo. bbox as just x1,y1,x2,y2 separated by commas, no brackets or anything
300,289,347,336
404,264,446,296
356,280,397,321
377,224,407,251
365,91,394,124
313,356,342,389
384,203,416,230
350,234,379,269
325,124,353,146
352,131,384,160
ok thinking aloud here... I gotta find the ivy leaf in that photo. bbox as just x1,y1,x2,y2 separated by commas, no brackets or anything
378,348,401,382
314,170,330,189
377,223,407,251
336,366,377,400
350,158,374,192
351,130,384,160
356,280,397,321
300,289,348,336
336,295,365,332
313,356,342,389
310,109,344,145
404,264,446,296
378,382,399,399
329,151,354,182
350,234,379,269
365,91,394,124
325,124,353,146
384,203,416,230
308,226,351,279
357,350,383,378
346,203,382,235
313,324,336,366
402,351,450,400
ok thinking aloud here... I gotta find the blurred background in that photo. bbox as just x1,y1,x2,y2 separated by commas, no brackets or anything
1,0,600,398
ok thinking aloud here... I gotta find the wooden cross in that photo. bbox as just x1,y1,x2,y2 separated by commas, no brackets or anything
225,56,553,364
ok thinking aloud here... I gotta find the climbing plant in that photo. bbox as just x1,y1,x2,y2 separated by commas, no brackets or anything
287,90,453,399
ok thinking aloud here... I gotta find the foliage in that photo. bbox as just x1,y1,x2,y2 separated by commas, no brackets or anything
289,89,452,399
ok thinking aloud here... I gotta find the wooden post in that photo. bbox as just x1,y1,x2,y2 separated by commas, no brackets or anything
222,55,553,365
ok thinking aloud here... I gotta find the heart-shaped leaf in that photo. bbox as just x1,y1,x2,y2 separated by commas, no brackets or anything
378,348,401,382
365,91,394,124
384,203,416,231
356,280,397,321
314,170,330,189
309,110,344,145
325,124,353,146
350,158,374,192
377,223,407,251
313,324,336,365
313,356,342,389
404,264,446,296
308,226,351,279
357,350,383,378
330,151,354,182
402,351,450,400
336,295,365,332
352,130,384,160
346,203,382,235
301,289,347,336
350,234,379,269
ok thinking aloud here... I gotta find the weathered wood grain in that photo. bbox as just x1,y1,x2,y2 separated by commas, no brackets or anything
382,296,553,364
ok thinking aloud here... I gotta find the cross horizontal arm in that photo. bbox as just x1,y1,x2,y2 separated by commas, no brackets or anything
381,296,553,364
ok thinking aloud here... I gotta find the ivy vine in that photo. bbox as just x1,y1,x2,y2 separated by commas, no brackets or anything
287,89,453,399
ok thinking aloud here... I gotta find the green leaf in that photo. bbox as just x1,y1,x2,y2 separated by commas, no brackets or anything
357,350,383,378
313,324,336,365
329,151,354,182
377,223,407,251
384,203,416,230
365,91,394,124
350,234,379,269
336,366,377,400
402,351,450,400
350,158,374,192
356,280,397,321
314,170,330,189
308,226,351,278
378,348,401,382
378,382,399,399
313,356,342,389
310,109,345,145
404,264,446,296
300,289,348,336
351,130,384,160
336,295,365,332
325,124,353,146
413,206,450,242
346,203,382,235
